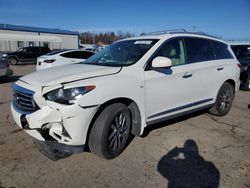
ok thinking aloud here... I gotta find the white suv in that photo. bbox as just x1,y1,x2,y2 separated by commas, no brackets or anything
11,31,240,160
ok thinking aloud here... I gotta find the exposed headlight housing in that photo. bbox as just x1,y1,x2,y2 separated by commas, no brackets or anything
44,86,95,104
2,54,7,57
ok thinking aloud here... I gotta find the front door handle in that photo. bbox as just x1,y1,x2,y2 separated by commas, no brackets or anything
183,73,192,79
217,67,224,71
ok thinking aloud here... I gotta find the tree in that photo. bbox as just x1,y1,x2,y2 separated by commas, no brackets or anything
79,31,135,45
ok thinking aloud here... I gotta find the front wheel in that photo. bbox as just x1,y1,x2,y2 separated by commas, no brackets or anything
9,57,18,65
88,103,131,159
209,82,235,116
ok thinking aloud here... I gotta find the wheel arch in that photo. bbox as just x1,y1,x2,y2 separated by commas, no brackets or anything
225,79,236,91
86,97,142,146
8,55,19,62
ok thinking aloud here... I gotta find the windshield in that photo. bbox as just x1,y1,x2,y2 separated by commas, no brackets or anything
83,39,158,66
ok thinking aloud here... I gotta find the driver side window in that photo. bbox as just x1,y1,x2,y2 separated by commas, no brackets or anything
154,38,186,66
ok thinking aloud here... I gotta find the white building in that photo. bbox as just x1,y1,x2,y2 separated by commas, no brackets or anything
0,24,79,52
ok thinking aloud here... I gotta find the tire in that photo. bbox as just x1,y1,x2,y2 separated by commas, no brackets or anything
88,103,132,159
8,57,18,65
209,82,235,116
33,139,72,161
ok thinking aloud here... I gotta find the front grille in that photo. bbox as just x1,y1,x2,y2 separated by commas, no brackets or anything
13,84,38,114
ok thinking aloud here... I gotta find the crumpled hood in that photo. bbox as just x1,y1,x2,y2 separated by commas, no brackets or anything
20,64,121,86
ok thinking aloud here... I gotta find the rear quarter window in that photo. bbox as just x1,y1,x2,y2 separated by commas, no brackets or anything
213,41,233,59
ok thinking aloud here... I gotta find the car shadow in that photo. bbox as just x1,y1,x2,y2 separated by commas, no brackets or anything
0,75,22,84
142,109,208,137
158,139,220,188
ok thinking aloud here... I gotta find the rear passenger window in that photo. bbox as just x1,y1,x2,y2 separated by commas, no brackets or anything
185,38,215,63
77,51,94,59
61,51,76,58
213,41,233,59
61,51,94,59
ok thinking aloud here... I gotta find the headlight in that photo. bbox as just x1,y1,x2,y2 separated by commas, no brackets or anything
2,54,7,57
44,86,95,104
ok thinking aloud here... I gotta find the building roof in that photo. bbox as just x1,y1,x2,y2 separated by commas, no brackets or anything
228,41,250,45
0,33,62,42
0,23,79,36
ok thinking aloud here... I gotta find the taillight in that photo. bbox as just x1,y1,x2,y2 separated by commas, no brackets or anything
237,63,247,71
44,59,56,63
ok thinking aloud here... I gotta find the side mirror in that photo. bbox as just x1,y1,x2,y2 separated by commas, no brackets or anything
152,56,172,68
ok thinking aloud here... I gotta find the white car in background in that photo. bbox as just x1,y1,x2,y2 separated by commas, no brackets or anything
36,49,95,70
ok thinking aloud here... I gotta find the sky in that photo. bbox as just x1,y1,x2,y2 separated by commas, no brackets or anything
0,0,249,40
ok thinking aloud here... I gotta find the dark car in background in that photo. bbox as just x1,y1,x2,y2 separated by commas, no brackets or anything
231,44,250,90
0,60,13,78
1,46,51,65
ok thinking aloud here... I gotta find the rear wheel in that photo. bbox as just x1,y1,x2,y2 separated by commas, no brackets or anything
9,57,18,65
209,82,235,116
88,103,131,159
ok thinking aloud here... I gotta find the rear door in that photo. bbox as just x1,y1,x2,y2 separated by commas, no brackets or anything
22,47,37,62
19,48,31,62
184,37,234,102
184,37,217,101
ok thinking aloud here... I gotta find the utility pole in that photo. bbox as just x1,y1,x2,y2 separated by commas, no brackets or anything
193,26,197,32
92,32,95,44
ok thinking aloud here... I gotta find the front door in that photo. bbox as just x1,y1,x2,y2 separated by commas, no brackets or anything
144,38,198,123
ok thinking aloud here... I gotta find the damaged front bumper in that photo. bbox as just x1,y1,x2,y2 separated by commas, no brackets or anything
11,100,99,153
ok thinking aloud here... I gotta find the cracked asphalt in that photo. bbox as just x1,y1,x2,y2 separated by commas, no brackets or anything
0,65,250,188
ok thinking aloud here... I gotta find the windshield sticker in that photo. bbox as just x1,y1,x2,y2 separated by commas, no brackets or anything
134,40,153,45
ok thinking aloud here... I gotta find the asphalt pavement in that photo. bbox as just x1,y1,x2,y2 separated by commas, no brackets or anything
0,64,249,188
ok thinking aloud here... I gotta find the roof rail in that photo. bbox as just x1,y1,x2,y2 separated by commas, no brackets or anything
142,29,187,36
192,32,221,39
142,29,221,39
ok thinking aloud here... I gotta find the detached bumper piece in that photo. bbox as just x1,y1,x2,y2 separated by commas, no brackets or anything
33,139,85,161
43,140,85,153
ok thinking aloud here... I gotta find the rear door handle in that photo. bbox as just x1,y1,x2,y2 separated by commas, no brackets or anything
182,73,192,79
217,67,224,71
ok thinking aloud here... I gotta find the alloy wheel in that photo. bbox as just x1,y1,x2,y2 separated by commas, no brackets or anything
108,113,129,151
218,88,232,112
